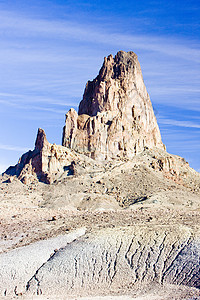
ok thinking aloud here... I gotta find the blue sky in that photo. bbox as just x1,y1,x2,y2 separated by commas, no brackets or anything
0,0,200,173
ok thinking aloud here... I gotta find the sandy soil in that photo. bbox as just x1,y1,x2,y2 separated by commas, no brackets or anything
1,158,200,254
1,200,200,254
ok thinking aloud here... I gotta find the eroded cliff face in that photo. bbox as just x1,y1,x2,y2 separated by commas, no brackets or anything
62,51,165,160
4,51,196,185
4,129,81,184
4,128,106,184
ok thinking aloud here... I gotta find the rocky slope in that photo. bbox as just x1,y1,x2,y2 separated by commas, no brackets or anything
1,50,200,299
4,128,104,185
26,225,200,298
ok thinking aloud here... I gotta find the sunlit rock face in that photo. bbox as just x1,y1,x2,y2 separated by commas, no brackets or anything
4,51,167,184
62,51,165,160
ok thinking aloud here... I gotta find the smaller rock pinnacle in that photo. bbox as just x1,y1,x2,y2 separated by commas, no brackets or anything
35,128,48,150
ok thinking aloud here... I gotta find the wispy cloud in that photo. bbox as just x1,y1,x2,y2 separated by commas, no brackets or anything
150,87,200,95
0,10,200,63
0,144,30,152
158,118,200,129
0,99,67,114
0,92,80,106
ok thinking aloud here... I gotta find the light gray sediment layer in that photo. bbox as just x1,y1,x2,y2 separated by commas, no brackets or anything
0,227,86,297
26,225,200,298
1,225,200,299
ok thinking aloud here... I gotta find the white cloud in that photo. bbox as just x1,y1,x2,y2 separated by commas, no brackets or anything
0,10,200,63
0,92,79,107
0,144,30,152
158,118,200,129
0,99,69,114
150,87,200,95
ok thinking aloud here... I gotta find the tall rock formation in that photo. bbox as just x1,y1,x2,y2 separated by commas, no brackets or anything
62,51,165,160
4,51,177,185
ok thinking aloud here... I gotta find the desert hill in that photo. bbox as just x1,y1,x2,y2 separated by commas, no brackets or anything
1,51,200,299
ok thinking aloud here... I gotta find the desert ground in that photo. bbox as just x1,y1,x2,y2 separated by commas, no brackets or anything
1,150,200,299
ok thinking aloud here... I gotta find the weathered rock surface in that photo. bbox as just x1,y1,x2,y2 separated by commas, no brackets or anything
1,148,200,299
4,50,197,188
1,50,200,300
25,225,200,298
4,128,103,184
62,51,165,160
1,223,200,299
0,228,86,297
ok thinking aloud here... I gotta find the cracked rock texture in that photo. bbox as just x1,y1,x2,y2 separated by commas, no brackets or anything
62,51,165,160
26,225,200,298
0,228,86,297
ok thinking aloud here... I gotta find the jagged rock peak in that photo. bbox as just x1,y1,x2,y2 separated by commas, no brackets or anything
3,51,198,186
78,50,146,117
4,128,80,184
63,50,165,160
99,51,138,82
98,51,138,82
35,128,48,150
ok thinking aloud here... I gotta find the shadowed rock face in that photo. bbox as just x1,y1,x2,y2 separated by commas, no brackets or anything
4,129,47,184
4,128,79,184
62,51,165,160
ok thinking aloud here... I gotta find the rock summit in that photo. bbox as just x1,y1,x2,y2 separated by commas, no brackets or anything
63,51,165,160
4,51,194,186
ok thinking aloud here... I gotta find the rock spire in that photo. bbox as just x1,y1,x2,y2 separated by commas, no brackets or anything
4,51,170,184
62,51,165,160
